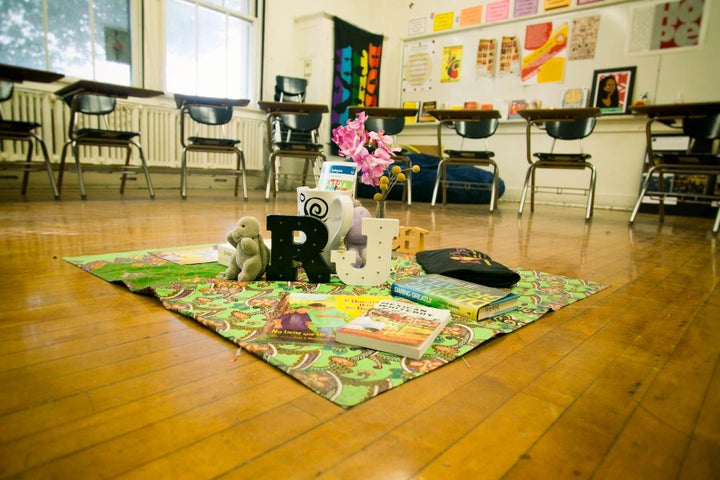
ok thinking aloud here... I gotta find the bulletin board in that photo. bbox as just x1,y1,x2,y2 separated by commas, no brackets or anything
400,0,711,119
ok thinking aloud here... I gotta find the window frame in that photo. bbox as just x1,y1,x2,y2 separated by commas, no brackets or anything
149,0,263,101
0,0,263,102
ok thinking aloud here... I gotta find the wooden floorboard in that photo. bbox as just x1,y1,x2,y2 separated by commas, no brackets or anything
0,187,718,479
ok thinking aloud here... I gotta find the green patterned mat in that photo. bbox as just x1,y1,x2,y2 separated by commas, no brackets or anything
64,246,608,408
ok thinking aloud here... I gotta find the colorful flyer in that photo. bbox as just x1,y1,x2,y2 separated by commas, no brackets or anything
521,22,568,83
499,36,521,76
476,39,496,78
441,45,463,82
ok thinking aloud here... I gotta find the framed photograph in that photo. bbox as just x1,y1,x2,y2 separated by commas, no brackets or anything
589,66,636,115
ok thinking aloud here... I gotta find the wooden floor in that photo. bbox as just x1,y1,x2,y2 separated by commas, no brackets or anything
1,186,719,480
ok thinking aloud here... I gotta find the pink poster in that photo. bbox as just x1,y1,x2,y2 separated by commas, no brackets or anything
486,1,510,23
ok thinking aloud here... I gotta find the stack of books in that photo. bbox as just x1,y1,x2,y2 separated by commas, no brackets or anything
255,274,519,360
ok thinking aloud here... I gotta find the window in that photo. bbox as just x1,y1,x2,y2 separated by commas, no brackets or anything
0,0,132,85
166,0,256,99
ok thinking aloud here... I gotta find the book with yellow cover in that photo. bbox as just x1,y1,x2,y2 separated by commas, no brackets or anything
258,293,391,344
335,300,451,359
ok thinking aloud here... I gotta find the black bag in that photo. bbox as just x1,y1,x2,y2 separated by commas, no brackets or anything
415,248,520,288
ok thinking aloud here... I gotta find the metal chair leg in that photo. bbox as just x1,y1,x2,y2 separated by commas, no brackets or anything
57,141,72,195
235,149,248,200
518,165,535,215
430,159,444,207
35,135,59,199
265,153,276,200
72,144,87,200
585,164,597,221
489,163,499,212
133,142,154,199
181,148,188,199
20,140,34,195
120,146,132,194
629,165,661,227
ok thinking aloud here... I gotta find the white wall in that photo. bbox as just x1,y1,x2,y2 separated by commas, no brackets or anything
262,0,720,209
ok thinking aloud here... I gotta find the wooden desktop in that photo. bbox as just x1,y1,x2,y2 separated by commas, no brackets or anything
0,63,64,84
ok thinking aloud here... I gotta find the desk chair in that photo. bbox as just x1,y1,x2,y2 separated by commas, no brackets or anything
430,115,500,210
0,80,59,198
58,93,154,199
629,113,720,234
274,76,307,103
178,97,248,199
264,111,326,200
518,109,600,221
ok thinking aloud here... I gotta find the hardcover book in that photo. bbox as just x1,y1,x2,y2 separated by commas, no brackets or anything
391,274,518,321
258,293,391,344
335,300,451,359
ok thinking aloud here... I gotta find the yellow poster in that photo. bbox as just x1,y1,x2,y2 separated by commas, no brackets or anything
441,45,463,82
545,0,571,10
537,56,565,83
433,11,454,31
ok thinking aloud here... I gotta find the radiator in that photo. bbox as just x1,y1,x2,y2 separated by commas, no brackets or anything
0,87,267,171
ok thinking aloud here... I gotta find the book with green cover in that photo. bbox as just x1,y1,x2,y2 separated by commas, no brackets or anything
335,299,451,359
390,274,518,321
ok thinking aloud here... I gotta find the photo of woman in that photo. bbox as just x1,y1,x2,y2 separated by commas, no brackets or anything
590,66,636,115
596,74,619,108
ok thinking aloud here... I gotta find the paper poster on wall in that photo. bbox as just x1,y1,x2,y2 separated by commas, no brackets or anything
514,0,539,18
544,0,571,11
521,22,568,83
476,39,497,78
537,56,565,83
486,0,510,23
441,45,463,83
459,6,483,27
433,11,455,31
650,0,703,50
629,0,705,53
408,17,426,36
569,16,600,60
499,36,521,76
402,40,434,93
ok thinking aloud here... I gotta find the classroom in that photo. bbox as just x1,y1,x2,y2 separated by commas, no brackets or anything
1,0,719,478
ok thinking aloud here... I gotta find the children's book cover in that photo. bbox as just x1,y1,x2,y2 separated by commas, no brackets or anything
391,274,518,321
258,293,391,344
335,300,451,359
317,161,357,192
507,99,529,119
